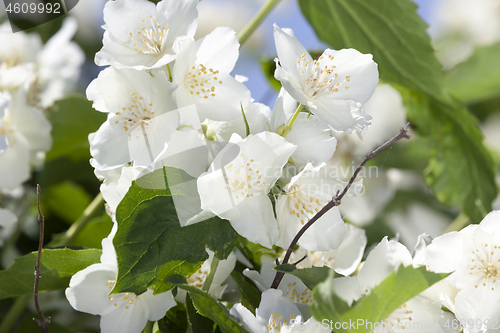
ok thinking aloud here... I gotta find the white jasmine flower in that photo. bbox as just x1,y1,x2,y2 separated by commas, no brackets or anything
65,225,176,333
96,0,198,69
197,132,296,248
276,163,354,251
172,27,251,121
333,237,413,306
273,24,378,136
0,89,51,189
0,22,41,90
333,237,450,333
175,249,236,302
36,17,85,108
243,260,313,318
282,223,367,276
87,67,178,169
230,289,304,333
426,210,500,332
270,89,337,174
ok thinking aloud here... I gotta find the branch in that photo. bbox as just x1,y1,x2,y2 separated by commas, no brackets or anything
270,123,411,289
34,185,50,333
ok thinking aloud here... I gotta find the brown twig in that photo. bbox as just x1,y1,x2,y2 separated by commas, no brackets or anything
270,123,411,289
34,185,50,332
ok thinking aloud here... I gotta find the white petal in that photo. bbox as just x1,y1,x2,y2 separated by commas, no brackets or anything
239,132,296,187
175,72,251,121
157,0,198,44
141,289,176,320
209,102,271,142
198,168,240,217
274,63,310,106
285,113,337,169
412,233,433,267
100,223,118,267
330,224,367,276
454,286,500,333
230,303,266,333
273,24,310,88
0,145,30,189
229,194,279,248
90,119,131,169
357,237,412,291
65,263,118,316
332,276,361,306
270,88,298,131
192,27,239,73
313,98,372,135
256,289,302,328
88,67,177,116
425,231,465,274
478,210,500,234
243,260,276,292
318,49,378,104
100,300,149,333
211,252,237,292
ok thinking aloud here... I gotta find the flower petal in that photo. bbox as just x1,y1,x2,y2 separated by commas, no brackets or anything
228,194,279,248
318,49,378,104
313,98,372,135
285,113,337,169
140,289,176,320
230,304,267,333
330,224,367,276
65,263,118,316
100,299,149,333
425,231,465,274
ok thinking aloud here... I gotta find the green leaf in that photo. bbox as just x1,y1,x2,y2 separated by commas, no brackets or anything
206,219,239,260
44,181,92,224
298,0,444,100
175,284,250,333
0,249,101,300
46,94,106,161
186,294,216,333
230,271,261,312
157,303,189,333
445,43,500,104
274,265,334,290
310,266,448,333
401,90,497,223
113,167,238,295
72,214,114,249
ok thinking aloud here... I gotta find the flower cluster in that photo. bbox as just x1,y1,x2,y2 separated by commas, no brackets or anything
65,0,388,331
0,19,84,233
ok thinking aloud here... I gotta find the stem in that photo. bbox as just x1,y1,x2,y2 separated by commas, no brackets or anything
202,257,220,293
54,193,104,247
237,0,282,45
0,295,30,333
166,64,172,81
281,103,304,137
34,185,50,332
270,123,411,289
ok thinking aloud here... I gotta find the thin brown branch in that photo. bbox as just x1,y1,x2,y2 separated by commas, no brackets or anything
271,123,411,289
34,185,50,332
